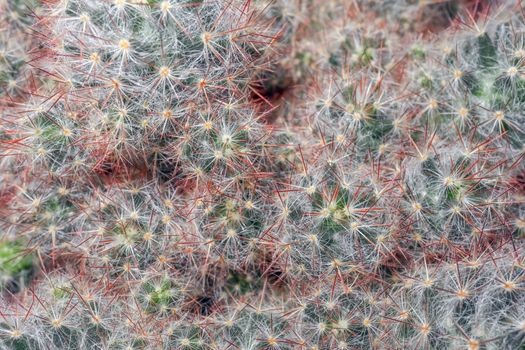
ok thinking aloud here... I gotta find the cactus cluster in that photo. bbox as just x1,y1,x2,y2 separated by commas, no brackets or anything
0,0,524,349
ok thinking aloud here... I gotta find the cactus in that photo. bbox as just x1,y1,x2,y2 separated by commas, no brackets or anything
0,0,524,349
